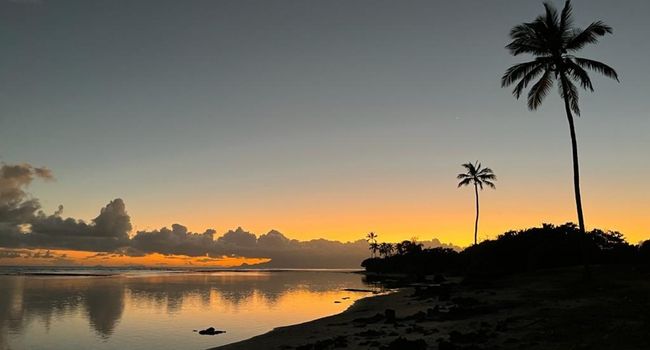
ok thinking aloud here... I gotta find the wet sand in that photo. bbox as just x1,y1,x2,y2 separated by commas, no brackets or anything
212,265,650,350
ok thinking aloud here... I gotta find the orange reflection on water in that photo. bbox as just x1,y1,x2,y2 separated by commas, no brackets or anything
0,271,376,350
0,248,270,267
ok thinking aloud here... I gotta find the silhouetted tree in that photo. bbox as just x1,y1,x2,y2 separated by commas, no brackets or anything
395,239,424,256
378,243,394,258
366,232,378,258
457,161,496,245
501,0,619,236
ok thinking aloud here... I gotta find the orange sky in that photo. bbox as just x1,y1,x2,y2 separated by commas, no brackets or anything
126,173,649,247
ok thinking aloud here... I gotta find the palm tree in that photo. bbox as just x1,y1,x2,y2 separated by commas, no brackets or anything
378,243,394,258
501,0,618,235
457,161,496,245
365,232,378,258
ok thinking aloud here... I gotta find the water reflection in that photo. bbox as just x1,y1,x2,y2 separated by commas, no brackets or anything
0,272,375,349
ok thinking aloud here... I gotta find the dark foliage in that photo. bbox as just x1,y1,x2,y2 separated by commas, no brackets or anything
363,223,648,276
362,246,460,275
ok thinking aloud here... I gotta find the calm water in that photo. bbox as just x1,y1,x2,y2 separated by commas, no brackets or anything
0,269,378,350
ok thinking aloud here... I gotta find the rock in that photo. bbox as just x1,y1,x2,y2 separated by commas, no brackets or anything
353,313,383,324
404,310,427,322
198,327,226,335
384,308,396,323
386,337,427,350
355,329,385,338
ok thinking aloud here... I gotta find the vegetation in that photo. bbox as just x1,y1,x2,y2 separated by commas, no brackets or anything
362,223,649,276
501,0,619,236
457,161,496,245
365,232,379,258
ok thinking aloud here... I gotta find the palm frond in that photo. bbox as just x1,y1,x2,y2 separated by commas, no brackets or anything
457,178,472,188
483,180,497,189
573,57,619,81
461,162,476,174
559,0,574,34
501,60,542,88
527,69,554,110
565,60,594,91
566,21,613,51
506,23,549,56
511,64,549,99
559,76,581,115
543,2,560,32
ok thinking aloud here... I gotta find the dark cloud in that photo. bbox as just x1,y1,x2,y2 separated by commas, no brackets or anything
0,163,52,224
0,163,131,252
0,162,459,268
218,227,257,247
130,224,215,256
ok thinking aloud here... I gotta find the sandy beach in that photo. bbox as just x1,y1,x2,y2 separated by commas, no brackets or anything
212,265,650,350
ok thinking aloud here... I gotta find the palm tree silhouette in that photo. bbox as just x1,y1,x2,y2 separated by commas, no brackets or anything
378,243,394,258
457,161,496,245
365,232,378,258
501,0,618,235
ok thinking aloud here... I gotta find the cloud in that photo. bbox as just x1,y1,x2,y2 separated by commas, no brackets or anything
0,163,52,224
0,249,22,258
130,224,216,256
0,163,131,252
0,162,460,268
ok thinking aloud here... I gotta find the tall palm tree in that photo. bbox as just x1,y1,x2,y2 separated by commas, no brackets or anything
365,232,378,258
457,161,496,245
501,0,618,235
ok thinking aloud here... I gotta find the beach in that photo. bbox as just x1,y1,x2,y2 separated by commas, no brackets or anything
213,265,650,350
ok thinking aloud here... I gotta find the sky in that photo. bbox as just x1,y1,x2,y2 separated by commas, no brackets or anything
0,0,648,262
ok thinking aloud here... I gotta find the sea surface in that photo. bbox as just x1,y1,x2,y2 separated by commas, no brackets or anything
0,267,380,350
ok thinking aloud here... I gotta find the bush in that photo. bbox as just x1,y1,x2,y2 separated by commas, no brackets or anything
363,223,643,276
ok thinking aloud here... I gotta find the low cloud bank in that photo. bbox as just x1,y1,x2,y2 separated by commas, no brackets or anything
0,163,458,268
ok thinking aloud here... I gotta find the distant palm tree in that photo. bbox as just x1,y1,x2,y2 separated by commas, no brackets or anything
366,232,378,258
457,161,496,245
501,0,618,235
378,243,394,258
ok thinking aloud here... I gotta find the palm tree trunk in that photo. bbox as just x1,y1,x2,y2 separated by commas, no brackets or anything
560,76,586,235
474,183,479,245
560,75,590,276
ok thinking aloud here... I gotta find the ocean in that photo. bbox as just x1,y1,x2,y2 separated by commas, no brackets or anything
0,267,379,350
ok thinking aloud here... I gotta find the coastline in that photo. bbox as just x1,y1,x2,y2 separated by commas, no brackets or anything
211,265,650,350
210,288,413,350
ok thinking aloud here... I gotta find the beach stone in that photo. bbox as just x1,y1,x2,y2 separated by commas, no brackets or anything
353,313,383,324
433,274,446,283
386,337,427,350
198,327,225,335
384,308,396,323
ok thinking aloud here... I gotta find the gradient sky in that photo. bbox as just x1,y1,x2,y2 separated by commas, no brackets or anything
1,0,648,247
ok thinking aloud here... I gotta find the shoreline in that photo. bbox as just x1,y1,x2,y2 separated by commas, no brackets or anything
210,287,412,350
211,265,650,350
